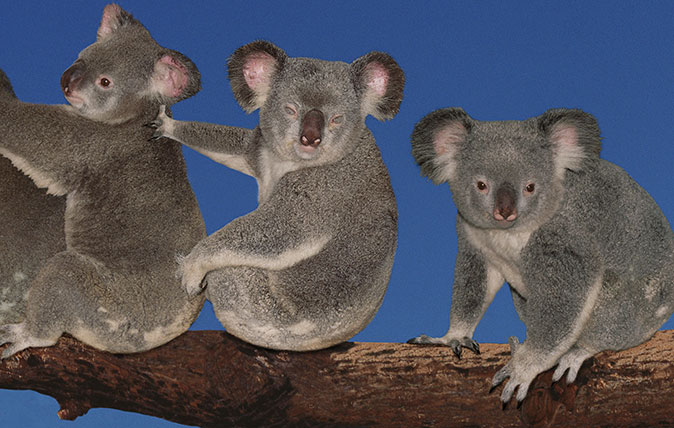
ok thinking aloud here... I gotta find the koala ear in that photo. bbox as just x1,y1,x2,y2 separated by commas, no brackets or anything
97,4,137,41
227,40,287,113
351,52,405,121
150,51,201,104
411,108,472,184
538,108,602,177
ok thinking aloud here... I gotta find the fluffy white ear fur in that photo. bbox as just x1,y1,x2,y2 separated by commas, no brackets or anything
241,52,278,112
550,122,586,178
432,121,467,182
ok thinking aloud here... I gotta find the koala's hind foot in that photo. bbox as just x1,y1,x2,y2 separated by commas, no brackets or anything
0,322,59,359
552,346,593,384
407,333,480,359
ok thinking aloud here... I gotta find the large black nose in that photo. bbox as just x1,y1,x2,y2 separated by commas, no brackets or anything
300,109,325,147
60,62,85,96
494,183,518,221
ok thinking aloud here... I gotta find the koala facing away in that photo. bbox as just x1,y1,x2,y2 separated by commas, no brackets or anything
408,108,674,404
0,4,216,357
0,73,66,325
150,41,404,351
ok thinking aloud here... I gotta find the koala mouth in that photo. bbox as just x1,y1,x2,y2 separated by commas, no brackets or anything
64,93,85,109
493,218,517,229
295,142,320,159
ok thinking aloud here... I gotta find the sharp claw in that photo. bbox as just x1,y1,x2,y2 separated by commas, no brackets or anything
451,342,462,359
501,401,508,411
471,341,481,355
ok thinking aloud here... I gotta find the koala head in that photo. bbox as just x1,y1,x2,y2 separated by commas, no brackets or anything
411,108,602,230
60,4,200,124
227,41,404,165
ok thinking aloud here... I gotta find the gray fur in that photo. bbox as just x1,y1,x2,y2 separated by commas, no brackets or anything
0,4,215,357
408,107,674,404
0,70,66,325
149,41,404,351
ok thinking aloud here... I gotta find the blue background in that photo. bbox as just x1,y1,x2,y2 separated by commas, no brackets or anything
1,1,672,426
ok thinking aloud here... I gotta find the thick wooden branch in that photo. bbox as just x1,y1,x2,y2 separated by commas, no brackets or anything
1,330,674,427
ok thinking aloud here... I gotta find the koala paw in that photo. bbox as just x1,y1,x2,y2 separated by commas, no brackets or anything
146,105,174,141
407,334,480,359
0,323,50,359
178,255,207,297
552,347,592,384
490,337,541,405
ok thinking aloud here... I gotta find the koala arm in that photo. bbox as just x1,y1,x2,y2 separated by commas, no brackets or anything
149,106,256,178
179,191,333,296
0,101,114,195
493,225,602,403
409,221,504,357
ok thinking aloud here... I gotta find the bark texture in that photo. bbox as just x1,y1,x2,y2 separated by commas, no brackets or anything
1,330,674,427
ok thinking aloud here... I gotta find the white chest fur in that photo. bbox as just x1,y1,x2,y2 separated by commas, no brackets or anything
257,148,300,205
463,224,533,297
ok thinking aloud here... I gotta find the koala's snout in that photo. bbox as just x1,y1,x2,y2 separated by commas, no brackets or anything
300,109,325,147
61,63,85,96
494,183,518,222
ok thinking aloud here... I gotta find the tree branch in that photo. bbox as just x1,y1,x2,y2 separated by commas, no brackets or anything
1,330,673,427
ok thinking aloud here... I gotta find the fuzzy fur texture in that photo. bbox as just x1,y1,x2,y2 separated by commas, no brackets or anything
150,41,404,351
0,4,213,357
409,107,674,404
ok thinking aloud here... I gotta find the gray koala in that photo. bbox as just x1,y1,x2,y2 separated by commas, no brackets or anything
149,40,404,351
0,71,66,325
408,107,674,404
0,4,215,357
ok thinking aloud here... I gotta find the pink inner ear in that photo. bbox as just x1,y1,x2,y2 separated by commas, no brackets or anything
242,52,275,91
434,122,466,155
157,55,188,98
98,4,122,39
552,124,578,147
365,63,389,97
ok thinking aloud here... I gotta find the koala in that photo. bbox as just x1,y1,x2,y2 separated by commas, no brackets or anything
0,72,66,325
148,40,404,351
408,107,674,404
0,4,217,357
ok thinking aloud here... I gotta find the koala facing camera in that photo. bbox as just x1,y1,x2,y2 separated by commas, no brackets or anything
150,41,405,351
409,107,674,404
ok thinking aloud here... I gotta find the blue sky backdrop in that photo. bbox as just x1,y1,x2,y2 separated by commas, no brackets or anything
1,1,672,426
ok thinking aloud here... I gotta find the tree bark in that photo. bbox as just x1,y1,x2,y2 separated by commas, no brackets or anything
1,330,673,427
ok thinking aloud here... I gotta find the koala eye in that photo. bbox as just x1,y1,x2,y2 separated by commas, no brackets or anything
330,114,344,125
524,183,536,194
98,77,112,88
476,181,489,194
284,104,298,118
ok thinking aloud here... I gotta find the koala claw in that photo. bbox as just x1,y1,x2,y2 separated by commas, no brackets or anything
490,341,536,404
146,105,171,141
407,334,480,359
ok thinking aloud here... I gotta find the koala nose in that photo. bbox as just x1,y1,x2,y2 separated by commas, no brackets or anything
300,109,325,147
61,62,85,96
494,183,518,222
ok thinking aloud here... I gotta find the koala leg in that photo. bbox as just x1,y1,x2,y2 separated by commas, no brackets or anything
0,251,125,358
408,247,504,359
206,266,338,351
492,230,603,404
